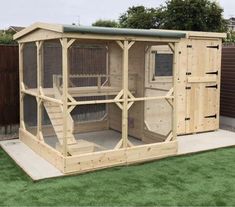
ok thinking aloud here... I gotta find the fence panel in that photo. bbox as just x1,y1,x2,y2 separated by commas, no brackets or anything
0,45,19,136
221,46,235,118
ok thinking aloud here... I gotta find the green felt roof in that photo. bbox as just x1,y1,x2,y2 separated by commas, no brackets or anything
63,25,186,38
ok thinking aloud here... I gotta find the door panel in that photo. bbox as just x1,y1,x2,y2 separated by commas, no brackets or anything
185,39,220,133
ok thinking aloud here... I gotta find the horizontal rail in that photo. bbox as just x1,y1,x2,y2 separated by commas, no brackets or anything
68,99,124,106
128,96,174,102
67,95,174,106
22,89,63,104
54,73,138,78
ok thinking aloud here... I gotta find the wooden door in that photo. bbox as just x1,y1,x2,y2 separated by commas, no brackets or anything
185,39,221,133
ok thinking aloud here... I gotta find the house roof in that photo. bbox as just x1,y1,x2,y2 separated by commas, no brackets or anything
8,26,25,33
13,22,227,40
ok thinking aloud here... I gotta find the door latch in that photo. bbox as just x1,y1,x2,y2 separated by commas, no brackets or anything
206,85,218,89
206,71,218,75
204,114,217,119
207,45,219,50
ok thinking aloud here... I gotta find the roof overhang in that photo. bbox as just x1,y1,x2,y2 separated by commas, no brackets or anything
14,22,186,41
14,22,226,41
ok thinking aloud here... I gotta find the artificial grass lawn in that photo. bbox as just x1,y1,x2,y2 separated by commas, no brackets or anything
0,147,235,206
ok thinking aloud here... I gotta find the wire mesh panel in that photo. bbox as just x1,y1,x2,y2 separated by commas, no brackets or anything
43,40,62,95
68,42,108,122
23,94,37,136
23,43,37,89
41,103,58,149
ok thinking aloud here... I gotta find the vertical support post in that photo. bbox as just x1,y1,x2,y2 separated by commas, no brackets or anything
172,42,179,140
122,40,129,148
36,41,43,141
61,38,69,157
97,75,101,91
19,43,24,131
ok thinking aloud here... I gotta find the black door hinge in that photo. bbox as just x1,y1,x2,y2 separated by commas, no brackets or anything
186,72,192,75
206,71,218,75
204,114,217,119
206,85,218,89
185,117,191,121
207,45,219,50
185,86,191,90
187,45,192,48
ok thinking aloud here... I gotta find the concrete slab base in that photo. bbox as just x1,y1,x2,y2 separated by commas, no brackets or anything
1,129,234,181
0,139,63,180
178,129,235,154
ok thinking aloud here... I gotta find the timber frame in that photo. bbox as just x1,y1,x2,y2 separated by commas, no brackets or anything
15,23,226,174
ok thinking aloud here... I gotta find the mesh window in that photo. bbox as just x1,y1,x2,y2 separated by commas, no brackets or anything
23,94,37,135
155,53,173,76
43,40,62,88
23,43,37,88
68,43,108,122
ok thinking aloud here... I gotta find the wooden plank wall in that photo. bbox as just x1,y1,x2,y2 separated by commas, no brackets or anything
220,46,235,118
0,45,19,127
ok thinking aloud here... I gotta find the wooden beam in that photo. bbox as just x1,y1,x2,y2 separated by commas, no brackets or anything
172,43,179,141
116,41,124,49
122,40,129,148
61,38,69,158
67,39,76,49
36,41,43,141
165,131,173,142
19,43,24,130
168,43,175,52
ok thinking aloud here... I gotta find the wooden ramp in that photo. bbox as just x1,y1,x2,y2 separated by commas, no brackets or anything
44,101,103,155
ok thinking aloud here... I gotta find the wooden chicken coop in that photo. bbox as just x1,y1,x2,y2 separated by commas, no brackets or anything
14,23,226,174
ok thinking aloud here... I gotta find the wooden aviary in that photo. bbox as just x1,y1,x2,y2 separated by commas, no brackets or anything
14,23,226,174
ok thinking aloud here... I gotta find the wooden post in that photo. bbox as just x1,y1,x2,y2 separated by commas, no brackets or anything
19,43,25,130
122,40,129,148
172,43,179,140
36,41,43,141
61,38,69,157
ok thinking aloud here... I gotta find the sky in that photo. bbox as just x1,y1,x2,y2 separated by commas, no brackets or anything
0,0,234,29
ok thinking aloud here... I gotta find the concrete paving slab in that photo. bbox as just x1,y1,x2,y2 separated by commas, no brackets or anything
1,129,234,181
178,129,235,155
0,139,63,180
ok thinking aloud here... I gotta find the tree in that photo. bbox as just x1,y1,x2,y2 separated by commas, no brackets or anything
92,19,119,28
0,32,16,44
119,6,165,29
162,0,228,32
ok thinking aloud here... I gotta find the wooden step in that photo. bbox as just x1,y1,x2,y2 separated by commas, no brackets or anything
56,139,98,155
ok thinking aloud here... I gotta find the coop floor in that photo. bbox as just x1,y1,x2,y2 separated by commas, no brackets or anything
44,129,144,150
0,129,235,180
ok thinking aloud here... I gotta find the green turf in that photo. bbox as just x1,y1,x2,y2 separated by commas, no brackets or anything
0,147,235,206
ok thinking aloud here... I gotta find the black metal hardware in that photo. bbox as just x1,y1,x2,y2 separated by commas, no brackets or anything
186,72,192,75
204,114,217,119
185,86,191,90
187,45,192,48
206,85,217,89
185,117,191,121
206,71,218,75
207,45,219,50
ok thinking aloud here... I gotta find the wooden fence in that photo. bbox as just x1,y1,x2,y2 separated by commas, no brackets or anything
220,46,235,118
0,45,19,135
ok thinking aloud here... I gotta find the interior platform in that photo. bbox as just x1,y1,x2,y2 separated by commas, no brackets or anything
1,129,235,181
